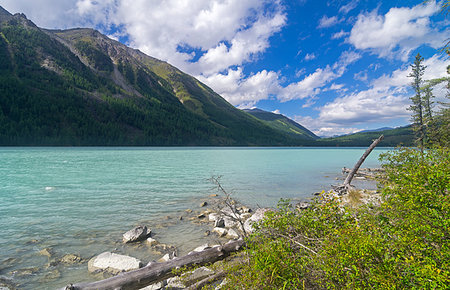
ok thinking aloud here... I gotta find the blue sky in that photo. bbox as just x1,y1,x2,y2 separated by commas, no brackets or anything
1,0,448,136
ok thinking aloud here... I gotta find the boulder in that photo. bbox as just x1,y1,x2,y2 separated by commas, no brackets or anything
226,229,239,240
88,252,142,275
223,217,238,228
213,227,227,237
146,238,158,246
240,213,252,220
123,226,151,243
157,252,176,263
192,243,211,252
165,277,185,289
243,208,271,234
208,213,219,222
181,266,215,286
200,201,208,207
214,218,225,228
139,280,166,290
296,202,310,210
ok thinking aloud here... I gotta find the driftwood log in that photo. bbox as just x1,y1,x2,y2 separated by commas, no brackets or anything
63,239,245,290
333,135,384,195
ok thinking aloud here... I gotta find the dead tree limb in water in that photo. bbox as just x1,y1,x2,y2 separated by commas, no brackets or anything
63,239,245,290
333,135,384,195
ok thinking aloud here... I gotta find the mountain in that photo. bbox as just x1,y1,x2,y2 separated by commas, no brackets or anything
0,6,314,146
243,109,318,140
318,126,415,147
359,127,393,133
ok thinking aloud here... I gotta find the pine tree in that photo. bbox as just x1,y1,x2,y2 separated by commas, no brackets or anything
408,53,426,148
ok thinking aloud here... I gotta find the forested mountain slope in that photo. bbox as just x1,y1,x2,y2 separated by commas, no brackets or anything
0,6,313,146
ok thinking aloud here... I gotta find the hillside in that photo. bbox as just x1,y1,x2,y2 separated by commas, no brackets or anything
0,6,314,146
319,126,415,146
243,108,318,140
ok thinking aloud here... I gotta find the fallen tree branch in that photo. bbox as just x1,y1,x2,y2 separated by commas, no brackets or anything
332,135,384,195
63,239,245,290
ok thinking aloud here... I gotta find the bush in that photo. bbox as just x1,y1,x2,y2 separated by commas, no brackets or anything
223,147,449,289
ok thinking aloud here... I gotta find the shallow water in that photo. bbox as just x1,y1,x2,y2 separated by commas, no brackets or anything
0,147,387,289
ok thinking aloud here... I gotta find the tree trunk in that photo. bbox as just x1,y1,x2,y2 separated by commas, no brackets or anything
63,239,244,290
343,135,384,189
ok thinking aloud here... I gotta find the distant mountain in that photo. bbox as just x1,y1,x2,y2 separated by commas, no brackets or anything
0,6,313,146
318,126,414,147
359,127,393,133
243,109,319,140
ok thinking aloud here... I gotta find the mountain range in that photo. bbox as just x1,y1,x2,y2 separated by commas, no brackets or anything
0,6,413,147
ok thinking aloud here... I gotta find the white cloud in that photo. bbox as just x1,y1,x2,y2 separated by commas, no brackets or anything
354,71,368,82
318,15,340,28
0,0,81,28
293,116,361,137
202,48,361,106
304,53,316,61
299,55,449,136
198,68,281,107
339,0,359,15
348,1,448,60
110,0,286,77
272,109,281,114
332,30,348,39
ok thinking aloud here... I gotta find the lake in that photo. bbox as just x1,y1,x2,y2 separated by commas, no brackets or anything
0,147,388,289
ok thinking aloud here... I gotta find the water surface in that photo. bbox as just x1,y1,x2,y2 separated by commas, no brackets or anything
0,147,387,289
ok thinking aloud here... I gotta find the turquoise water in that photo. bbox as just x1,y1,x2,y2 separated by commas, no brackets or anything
0,147,387,289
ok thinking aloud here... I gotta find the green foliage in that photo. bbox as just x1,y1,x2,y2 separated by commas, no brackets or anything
320,126,415,147
225,147,450,289
75,40,114,72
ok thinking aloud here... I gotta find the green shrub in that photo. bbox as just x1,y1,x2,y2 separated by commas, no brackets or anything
224,147,449,289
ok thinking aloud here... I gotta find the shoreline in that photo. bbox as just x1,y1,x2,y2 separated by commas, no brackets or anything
0,165,381,290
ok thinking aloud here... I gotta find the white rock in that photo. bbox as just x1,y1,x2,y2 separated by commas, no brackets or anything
123,226,151,243
139,281,166,290
243,208,271,234
240,213,252,220
157,252,176,263
223,217,238,228
213,227,227,237
165,277,185,289
208,213,219,222
192,243,211,252
226,229,239,239
88,252,142,274
215,278,228,290
181,266,214,285
146,238,158,246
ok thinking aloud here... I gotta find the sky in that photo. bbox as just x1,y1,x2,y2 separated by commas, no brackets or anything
0,0,448,136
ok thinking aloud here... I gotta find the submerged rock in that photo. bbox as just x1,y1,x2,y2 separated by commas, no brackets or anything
123,226,151,243
88,252,142,275
38,247,54,258
60,253,83,265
